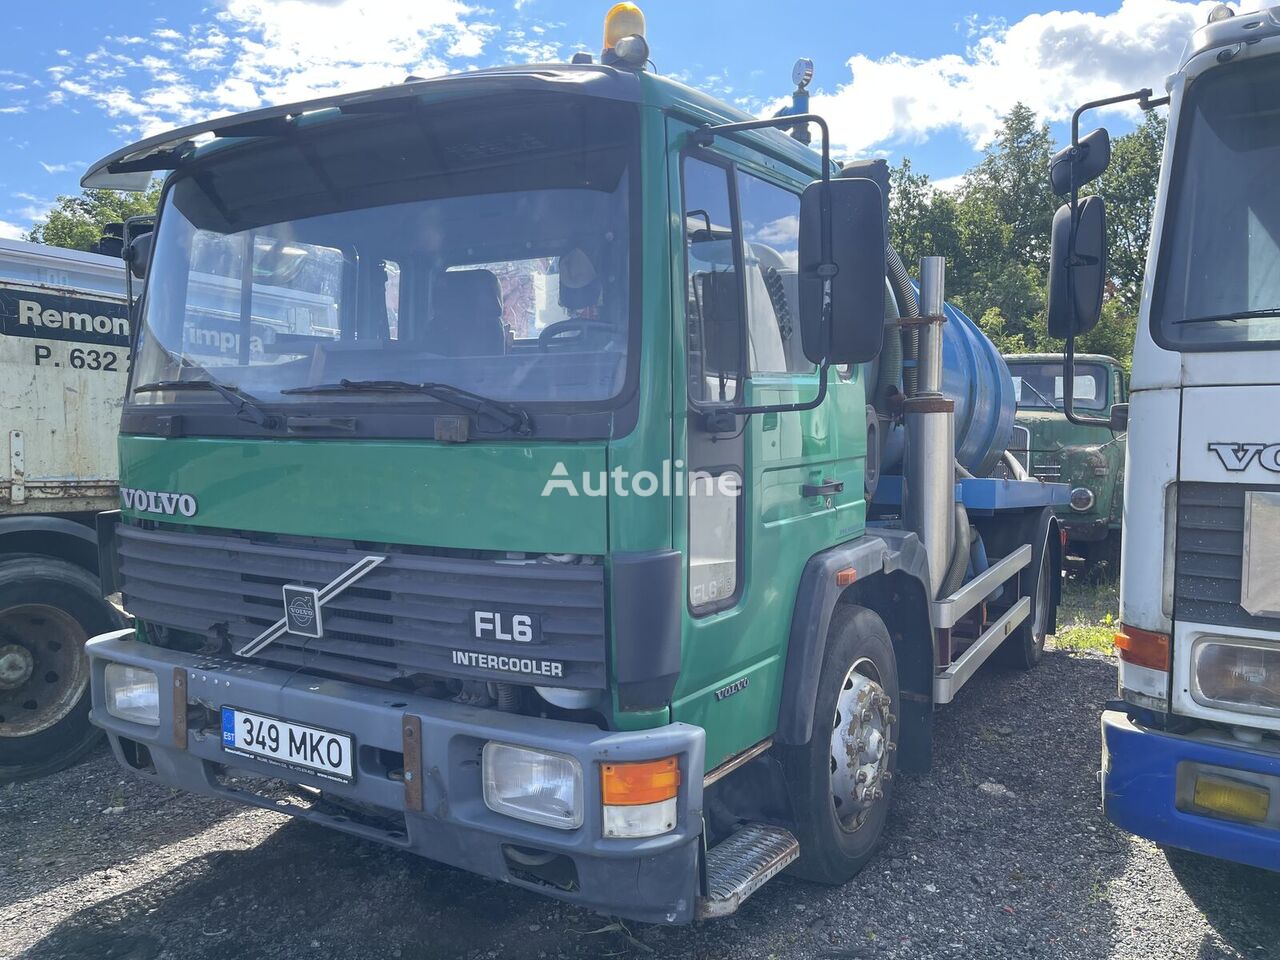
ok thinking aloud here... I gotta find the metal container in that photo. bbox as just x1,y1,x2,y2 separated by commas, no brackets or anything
882,297,1016,478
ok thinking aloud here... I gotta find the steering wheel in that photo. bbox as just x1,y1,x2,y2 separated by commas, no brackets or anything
537,317,616,351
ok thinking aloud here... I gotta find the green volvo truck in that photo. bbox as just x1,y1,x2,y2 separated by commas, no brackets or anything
1006,353,1127,572
80,6,1066,923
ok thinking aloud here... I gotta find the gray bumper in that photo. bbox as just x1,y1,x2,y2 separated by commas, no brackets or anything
87,631,706,924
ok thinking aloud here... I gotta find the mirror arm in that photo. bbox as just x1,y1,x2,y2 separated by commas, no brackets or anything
702,361,832,429
1061,88,1163,432
1062,333,1112,429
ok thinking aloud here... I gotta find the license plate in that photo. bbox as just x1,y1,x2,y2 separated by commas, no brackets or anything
220,707,354,782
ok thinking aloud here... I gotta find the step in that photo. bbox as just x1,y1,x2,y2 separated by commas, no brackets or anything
697,823,800,919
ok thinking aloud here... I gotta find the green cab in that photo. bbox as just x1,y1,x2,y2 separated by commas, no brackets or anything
1005,354,1126,571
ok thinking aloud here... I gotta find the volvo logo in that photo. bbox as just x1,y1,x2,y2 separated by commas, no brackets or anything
120,486,198,517
282,585,322,638
1208,442,1280,473
237,555,385,657
289,595,316,627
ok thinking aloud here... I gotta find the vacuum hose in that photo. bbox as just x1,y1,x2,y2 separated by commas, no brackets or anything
886,247,920,397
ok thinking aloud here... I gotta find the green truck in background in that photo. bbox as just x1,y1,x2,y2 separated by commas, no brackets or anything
1005,354,1127,574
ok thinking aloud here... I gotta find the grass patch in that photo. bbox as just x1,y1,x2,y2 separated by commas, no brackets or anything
1051,574,1120,656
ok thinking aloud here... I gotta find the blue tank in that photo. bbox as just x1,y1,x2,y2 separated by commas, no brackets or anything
881,299,1016,478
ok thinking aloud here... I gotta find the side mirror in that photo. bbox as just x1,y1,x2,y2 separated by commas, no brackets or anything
1047,195,1107,338
1050,127,1111,197
798,177,886,365
1109,402,1129,432
126,231,153,281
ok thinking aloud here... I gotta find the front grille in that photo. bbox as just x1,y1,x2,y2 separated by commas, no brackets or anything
117,524,607,688
1175,481,1279,630
1030,454,1061,482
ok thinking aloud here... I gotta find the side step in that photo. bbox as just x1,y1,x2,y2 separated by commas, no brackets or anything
697,823,800,919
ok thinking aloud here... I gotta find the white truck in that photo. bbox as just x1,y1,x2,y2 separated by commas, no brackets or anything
1050,4,1280,870
0,238,129,780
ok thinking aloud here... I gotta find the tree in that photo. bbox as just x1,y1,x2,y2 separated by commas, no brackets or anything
888,158,959,276
26,183,163,252
962,103,1059,274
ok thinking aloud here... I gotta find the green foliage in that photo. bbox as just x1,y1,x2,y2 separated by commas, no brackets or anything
25,183,163,252
889,103,1165,365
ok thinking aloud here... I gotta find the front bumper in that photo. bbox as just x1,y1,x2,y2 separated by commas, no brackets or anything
87,631,706,924
1101,709,1280,872
1058,515,1110,543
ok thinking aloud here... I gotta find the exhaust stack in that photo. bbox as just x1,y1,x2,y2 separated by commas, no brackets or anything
904,257,956,598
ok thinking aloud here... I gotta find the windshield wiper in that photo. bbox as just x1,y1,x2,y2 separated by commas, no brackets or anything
282,379,533,436
1174,308,1280,326
1020,380,1058,411
132,379,277,428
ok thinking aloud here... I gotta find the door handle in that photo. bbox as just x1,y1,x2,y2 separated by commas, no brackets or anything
801,479,844,498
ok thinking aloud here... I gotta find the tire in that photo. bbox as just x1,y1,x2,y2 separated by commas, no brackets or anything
779,604,899,884
996,534,1053,669
0,556,121,783
1085,532,1122,582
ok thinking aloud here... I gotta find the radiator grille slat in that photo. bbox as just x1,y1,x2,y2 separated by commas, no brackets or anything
1175,481,1277,630
117,524,607,689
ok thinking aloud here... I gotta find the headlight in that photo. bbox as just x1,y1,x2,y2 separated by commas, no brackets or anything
103,663,160,726
1069,487,1095,512
482,742,583,829
1192,640,1280,718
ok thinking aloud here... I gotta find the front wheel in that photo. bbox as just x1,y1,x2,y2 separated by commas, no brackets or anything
779,604,898,884
0,556,121,782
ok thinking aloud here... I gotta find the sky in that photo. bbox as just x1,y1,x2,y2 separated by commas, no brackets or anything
0,0,1232,240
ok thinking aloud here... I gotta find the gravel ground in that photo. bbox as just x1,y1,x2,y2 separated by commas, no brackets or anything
3,645,1277,960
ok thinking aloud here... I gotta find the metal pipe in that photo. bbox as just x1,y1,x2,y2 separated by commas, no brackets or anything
904,255,955,598
904,399,956,596
918,257,945,395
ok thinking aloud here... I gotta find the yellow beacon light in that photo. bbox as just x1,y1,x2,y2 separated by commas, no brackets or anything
604,3,646,50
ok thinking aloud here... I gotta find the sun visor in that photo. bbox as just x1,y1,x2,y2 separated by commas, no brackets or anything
82,65,642,191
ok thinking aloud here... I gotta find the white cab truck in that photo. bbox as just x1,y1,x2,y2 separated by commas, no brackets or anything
0,238,128,780
1050,5,1280,870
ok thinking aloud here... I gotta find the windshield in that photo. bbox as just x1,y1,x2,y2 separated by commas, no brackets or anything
131,96,636,420
1009,362,1108,411
1152,55,1280,350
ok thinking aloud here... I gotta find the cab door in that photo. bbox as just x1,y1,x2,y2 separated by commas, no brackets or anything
666,119,867,768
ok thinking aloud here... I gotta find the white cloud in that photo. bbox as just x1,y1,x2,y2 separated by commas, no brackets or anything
0,219,25,240
49,0,501,138
38,160,83,175
785,0,1222,157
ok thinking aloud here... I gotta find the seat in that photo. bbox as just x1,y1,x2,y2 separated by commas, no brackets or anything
430,269,506,356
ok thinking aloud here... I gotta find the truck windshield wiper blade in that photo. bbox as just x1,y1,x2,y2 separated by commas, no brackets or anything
1020,380,1058,411
281,379,533,436
1174,308,1280,325
132,379,276,427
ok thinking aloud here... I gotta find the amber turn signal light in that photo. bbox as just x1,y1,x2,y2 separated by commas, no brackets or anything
1114,624,1170,671
601,756,680,806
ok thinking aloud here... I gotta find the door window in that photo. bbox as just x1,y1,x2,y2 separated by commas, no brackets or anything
682,155,741,403
736,171,809,374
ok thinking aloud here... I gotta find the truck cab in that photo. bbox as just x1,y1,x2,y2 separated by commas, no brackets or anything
1006,352,1127,572
1052,5,1280,872
81,4,1065,922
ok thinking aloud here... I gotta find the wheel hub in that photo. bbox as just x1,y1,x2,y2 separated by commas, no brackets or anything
0,603,90,738
830,663,894,829
0,643,34,690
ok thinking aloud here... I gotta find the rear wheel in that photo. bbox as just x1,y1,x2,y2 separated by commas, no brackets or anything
0,556,120,782
997,538,1053,669
779,605,898,884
